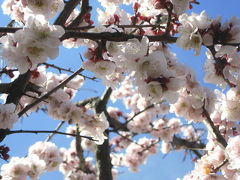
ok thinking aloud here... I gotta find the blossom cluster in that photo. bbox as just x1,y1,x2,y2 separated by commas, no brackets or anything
1,141,61,180
0,16,64,73
0,0,240,180
2,0,64,22
26,66,109,144
0,103,18,129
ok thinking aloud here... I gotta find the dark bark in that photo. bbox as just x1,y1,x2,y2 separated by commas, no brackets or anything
61,31,177,43
54,0,82,26
6,71,31,105
67,0,92,28
96,133,113,180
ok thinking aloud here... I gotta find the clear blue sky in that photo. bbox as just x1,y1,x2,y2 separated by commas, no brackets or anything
0,0,239,180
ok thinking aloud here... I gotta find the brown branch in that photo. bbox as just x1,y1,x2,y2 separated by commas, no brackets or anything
76,126,89,173
107,104,155,132
0,27,21,33
202,102,227,148
96,132,113,180
104,110,128,131
94,87,112,114
76,96,99,107
172,136,205,158
65,24,165,31
124,104,154,125
61,31,177,43
93,87,113,180
43,62,75,73
165,3,173,35
18,67,84,117
43,63,96,80
54,0,82,26
213,159,228,173
68,0,92,28
45,121,65,142
206,45,235,88
141,138,160,154
2,129,95,141
172,136,205,150
6,71,31,105
0,24,165,33
0,83,11,94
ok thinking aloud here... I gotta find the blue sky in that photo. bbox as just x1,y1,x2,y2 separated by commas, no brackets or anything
0,0,239,180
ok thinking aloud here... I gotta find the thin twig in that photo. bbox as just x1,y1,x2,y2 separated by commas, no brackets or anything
65,24,165,31
45,121,65,142
124,104,154,125
207,45,235,88
76,125,89,172
213,159,228,173
202,100,227,148
54,0,82,26
6,129,95,141
18,67,84,117
43,63,96,80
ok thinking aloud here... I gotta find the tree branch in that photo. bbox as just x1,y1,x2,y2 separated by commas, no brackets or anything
68,0,92,28
45,121,65,142
94,87,112,114
96,132,113,180
6,71,31,105
172,136,205,158
54,0,81,26
213,159,228,173
61,31,177,43
124,104,154,125
1,129,95,141
104,109,128,131
76,125,89,173
43,63,96,80
18,67,84,117
0,83,11,94
202,102,227,148
165,3,173,35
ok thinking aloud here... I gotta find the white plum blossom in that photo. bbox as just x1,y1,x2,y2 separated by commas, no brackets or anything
1,157,29,180
2,0,24,22
204,51,227,88
77,113,109,145
107,36,149,70
22,0,64,20
1,1,240,180
0,103,18,129
171,88,216,122
0,15,65,73
177,11,212,55
2,0,64,22
83,60,116,79
124,137,157,172
0,154,46,180
97,5,131,25
59,145,96,180
170,0,190,15
226,135,240,170
28,141,62,171
151,118,182,142
220,87,240,122
25,154,46,180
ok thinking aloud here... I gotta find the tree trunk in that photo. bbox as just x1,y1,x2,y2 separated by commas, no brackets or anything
96,133,112,180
